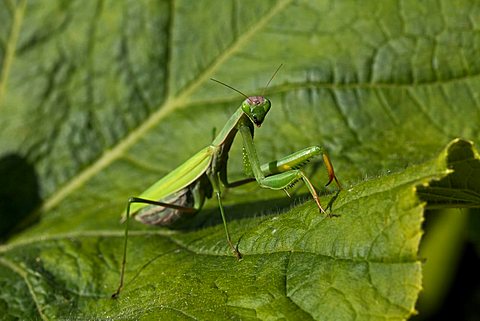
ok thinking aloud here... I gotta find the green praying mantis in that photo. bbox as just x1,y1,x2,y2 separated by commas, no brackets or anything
112,66,341,298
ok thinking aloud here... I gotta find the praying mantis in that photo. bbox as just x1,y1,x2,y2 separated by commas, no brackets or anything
112,66,341,298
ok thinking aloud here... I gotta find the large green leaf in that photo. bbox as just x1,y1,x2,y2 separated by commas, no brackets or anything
0,0,479,320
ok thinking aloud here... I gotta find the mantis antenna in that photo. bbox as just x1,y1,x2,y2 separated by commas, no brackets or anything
262,64,283,96
210,64,284,99
210,78,249,99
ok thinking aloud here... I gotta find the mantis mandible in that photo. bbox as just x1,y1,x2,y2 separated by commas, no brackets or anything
112,66,341,297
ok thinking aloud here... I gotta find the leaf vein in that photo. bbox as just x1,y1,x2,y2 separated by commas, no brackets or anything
0,257,49,321
0,0,26,106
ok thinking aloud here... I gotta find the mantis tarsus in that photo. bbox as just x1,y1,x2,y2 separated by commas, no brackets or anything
112,67,341,298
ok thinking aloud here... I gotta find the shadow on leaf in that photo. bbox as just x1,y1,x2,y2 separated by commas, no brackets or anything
0,154,41,240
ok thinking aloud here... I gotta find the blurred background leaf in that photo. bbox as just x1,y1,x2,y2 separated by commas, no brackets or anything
0,0,479,320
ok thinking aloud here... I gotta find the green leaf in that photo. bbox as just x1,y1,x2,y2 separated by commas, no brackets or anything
1,1,479,320
0,139,478,320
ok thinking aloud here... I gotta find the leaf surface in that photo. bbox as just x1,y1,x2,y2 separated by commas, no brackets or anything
1,1,479,320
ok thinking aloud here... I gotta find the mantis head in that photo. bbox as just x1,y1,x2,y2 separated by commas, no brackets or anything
211,64,281,127
242,96,271,127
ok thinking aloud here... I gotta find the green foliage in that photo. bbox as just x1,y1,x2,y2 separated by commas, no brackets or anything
0,0,479,320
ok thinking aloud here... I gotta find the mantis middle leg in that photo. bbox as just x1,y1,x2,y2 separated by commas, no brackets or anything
208,172,242,260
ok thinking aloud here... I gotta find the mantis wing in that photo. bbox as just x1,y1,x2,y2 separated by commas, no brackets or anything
124,146,215,218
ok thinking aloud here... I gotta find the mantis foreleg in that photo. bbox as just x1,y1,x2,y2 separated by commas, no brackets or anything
238,125,340,213
224,146,340,189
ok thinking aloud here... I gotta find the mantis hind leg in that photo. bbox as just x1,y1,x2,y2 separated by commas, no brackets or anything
112,197,197,298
